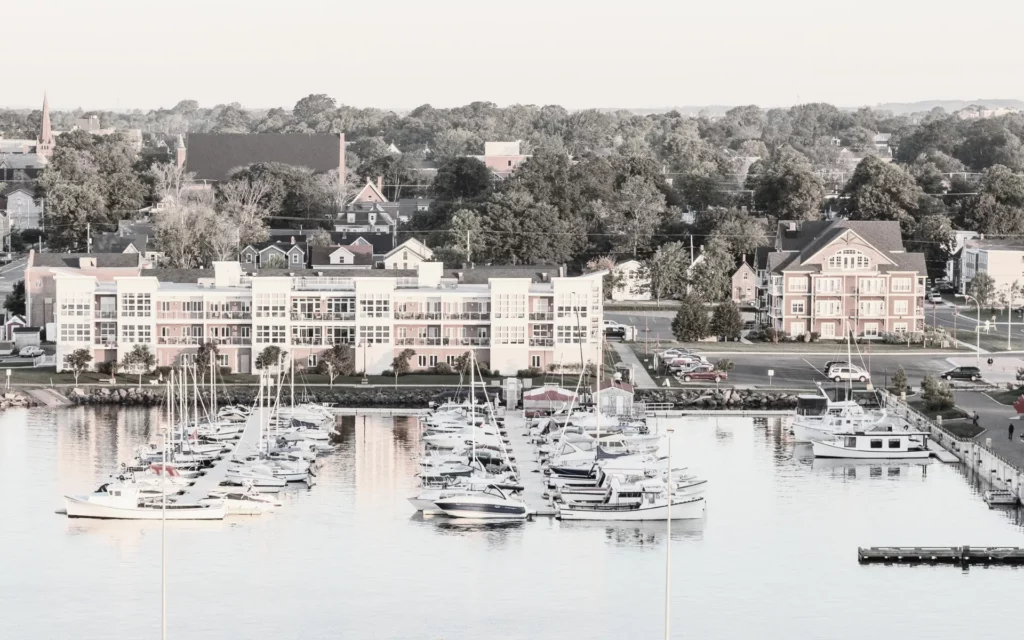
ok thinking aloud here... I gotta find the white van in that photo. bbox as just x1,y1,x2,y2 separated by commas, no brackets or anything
829,364,870,383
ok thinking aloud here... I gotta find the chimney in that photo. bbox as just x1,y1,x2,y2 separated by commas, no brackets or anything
742,253,747,264
78,257,96,269
290,236,296,245
376,176,383,193
788,221,797,232
457,272,464,282
560,264,567,278
541,272,549,282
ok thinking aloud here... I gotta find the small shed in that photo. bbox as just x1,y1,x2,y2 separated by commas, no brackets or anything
523,385,578,415
591,380,635,415
3,314,26,341
12,326,42,349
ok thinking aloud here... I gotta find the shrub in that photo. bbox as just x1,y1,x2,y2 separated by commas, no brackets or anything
434,361,453,375
671,295,710,342
154,366,172,378
381,369,393,377
516,367,543,378
921,374,954,411
891,366,908,394
96,360,118,375
715,359,735,372
808,331,820,343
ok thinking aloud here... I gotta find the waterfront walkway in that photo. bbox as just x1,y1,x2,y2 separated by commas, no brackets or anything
954,391,1024,469
502,411,555,517
610,342,658,389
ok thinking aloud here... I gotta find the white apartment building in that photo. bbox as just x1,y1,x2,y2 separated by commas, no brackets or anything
53,261,604,376
960,239,1024,297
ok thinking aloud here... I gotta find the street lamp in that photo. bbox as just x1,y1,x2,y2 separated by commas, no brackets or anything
958,294,981,365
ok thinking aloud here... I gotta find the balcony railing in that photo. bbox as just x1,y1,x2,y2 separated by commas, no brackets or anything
206,311,252,320
94,337,117,346
443,312,490,321
394,312,443,320
94,310,117,319
291,337,323,345
395,337,490,347
769,285,783,296
529,338,554,347
157,311,205,320
210,336,251,345
529,312,554,321
290,312,355,321
157,336,204,345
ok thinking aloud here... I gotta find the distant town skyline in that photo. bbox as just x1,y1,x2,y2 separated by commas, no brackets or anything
8,0,1024,112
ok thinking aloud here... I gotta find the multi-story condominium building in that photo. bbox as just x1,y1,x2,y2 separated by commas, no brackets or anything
760,220,927,338
53,261,603,376
958,238,1024,296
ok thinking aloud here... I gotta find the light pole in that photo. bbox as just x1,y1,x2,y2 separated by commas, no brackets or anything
1007,286,1018,352
959,294,981,365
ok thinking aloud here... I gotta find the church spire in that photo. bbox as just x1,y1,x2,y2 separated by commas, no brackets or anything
40,91,52,145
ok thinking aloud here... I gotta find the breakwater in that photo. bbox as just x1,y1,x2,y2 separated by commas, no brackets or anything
636,388,800,410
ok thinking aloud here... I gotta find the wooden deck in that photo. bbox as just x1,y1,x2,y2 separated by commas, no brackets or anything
502,411,557,517
858,546,1024,565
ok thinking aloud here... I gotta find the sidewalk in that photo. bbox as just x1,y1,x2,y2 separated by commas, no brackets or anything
609,342,658,389
953,391,1024,468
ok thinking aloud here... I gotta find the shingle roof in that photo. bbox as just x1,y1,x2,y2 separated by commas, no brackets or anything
185,133,343,182
31,253,141,268
767,219,924,275
332,232,394,255
445,264,563,284
309,244,373,267
753,246,771,270
92,233,147,254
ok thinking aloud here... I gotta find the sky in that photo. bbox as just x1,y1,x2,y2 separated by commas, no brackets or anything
7,0,1023,112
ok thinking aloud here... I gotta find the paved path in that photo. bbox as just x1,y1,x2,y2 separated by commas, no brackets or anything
954,391,1024,468
609,341,658,389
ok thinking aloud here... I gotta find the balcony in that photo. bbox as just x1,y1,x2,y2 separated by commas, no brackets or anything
769,285,783,296
157,336,204,345
443,312,491,321
206,310,252,320
94,337,117,346
394,312,443,320
157,311,205,320
529,312,554,321
395,337,490,347
529,338,554,347
210,336,251,346
94,310,117,319
291,337,322,345
291,312,355,321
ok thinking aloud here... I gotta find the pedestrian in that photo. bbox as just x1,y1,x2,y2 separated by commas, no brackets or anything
973,412,979,427
1009,423,1015,441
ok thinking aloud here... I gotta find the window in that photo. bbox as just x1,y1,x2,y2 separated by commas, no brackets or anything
815,278,842,294
58,294,91,317
858,278,886,294
893,300,909,315
742,271,748,280
821,322,835,338
120,324,151,344
292,326,322,344
844,437,857,448
864,323,879,337
531,355,541,368
59,323,90,342
255,325,286,344
814,300,841,316
446,354,458,365
790,301,805,314
556,325,587,344
182,300,203,313
359,294,390,318
291,252,301,264
788,277,808,292
494,326,526,345
859,301,884,316
418,355,428,367
888,439,901,449
556,293,588,318
255,293,286,318
827,249,870,270
121,293,152,317
307,354,318,368
869,439,883,449
326,297,354,314
893,322,908,334
326,326,354,345
495,294,527,319
359,326,390,344
892,278,912,293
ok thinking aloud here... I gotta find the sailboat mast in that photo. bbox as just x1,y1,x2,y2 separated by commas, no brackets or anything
210,352,217,419
469,348,476,467
162,370,169,640
596,339,602,442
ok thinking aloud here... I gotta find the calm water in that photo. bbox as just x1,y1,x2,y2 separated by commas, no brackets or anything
3,407,1024,640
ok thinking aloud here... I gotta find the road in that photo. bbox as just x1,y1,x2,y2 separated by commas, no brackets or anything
0,257,27,293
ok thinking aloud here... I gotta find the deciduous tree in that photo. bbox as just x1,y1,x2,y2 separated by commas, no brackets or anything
255,345,284,369
688,238,734,302
4,280,25,316
121,344,155,388
840,156,923,231
746,150,824,220
646,242,690,303
968,271,997,312
66,348,93,384
671,296,710,342
317,344,355,386
710,300,743,339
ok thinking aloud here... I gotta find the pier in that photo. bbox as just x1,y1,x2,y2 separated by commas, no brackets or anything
501,410,557,517
858,546,1024,565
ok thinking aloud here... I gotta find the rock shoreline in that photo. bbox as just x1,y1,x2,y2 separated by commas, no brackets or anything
61,385,800,411
0,391,39,410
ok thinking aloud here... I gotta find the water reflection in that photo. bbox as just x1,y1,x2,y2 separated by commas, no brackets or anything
562,519,706,548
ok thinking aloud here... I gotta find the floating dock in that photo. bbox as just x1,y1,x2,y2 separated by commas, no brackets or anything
501,410,557,517
858,546,1024,565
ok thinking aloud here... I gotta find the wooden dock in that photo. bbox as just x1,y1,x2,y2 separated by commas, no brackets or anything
502,411,557,517
858,546,1024,565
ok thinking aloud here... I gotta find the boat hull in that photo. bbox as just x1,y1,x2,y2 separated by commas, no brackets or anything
65,496,226,520
811,440,931,459
557,496,706,521
433,499,527,519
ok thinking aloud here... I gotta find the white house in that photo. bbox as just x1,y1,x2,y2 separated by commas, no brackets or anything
310,244,373,269
4,188,43,229
384,238,433,270
611,260,650,301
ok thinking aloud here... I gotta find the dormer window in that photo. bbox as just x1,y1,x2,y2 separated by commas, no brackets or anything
828,249,870,270
368,213,377,225
347,213,355,224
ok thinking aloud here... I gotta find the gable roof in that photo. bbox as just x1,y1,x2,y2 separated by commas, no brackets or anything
766,219,924,275
30,252,142,269
349,179,388,204
93,233,148,254
336,204,396,227
444,264,564,284
185,133,342,182
385,238,432,260
330,231,394,255
309,244,373,267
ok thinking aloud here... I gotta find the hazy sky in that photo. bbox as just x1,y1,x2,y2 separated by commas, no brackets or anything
7,0,1023,111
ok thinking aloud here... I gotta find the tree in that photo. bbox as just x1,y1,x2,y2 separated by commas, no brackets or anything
66,348,93,384
433,157,492,203
584,256,624,300
688,237,733,302
4,280,25,316
968,271,997,312
695,207,768,256
263,254,288,269
255,346,284,370
746,150,824,220
647,242,690,303
195,341,219,382
479,188,584,264
293,93,337,121
306,228,332,247
671,296,710,342
921,374,955,411
907,214,956,280
958,165,1024,235
840,156,923,231
217,174,274,244
599,175,669,257
891,365,908,394
710,300,743,339
149,162,195,205
447,208,485,263
121,344,155,388
317,344,355,386
391,348,416,385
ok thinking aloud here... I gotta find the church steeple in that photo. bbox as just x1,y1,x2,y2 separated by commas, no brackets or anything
37,91,54,158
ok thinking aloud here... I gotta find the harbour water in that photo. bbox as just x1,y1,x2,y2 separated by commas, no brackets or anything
3,406,1024,639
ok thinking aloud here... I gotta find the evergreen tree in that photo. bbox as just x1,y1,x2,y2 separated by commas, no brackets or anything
671,296,710,342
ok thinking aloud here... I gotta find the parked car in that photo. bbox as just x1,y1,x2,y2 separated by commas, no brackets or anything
667,357,710,373
679,365,727,383
828,364,871,383
823,360,851,376
17,346,44,358
942,366,982,382
928,292,943,304
604,320,626,338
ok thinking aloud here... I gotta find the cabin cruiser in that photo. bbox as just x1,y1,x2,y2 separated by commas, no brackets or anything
65,480,226,520
556,471,706,505
203,484,280,515
811,429,931,459
433,484,528,519
556,477,705,521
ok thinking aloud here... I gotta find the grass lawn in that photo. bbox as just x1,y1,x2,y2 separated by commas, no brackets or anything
908,398,969,421
941,419,985,439
954,308,1024,323
945,327,1024,353
629,341,963,356
986,388,1024,406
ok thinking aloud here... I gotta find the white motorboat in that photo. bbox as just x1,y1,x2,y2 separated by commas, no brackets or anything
65,481,226,520
556,478,706,521
203,485,280,515
433,484,528,519
811,430,931,459
225,464,288,487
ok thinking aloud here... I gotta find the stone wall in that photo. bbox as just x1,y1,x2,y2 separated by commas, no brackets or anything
636,388,799,410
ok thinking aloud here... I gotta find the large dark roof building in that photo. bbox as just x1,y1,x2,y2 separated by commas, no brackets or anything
184,133,345,182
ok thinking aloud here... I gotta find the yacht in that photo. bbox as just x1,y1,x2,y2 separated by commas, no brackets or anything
556,477,706,521
811,430,931,459
433,484,528,519
65,480,226,520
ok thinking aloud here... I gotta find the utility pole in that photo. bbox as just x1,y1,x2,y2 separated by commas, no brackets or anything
87,222,91,253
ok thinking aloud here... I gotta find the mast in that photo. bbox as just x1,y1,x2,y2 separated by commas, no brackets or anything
210,351,216,419
192,363,198,427
469,348,476,469
664,427,674,640
290,354,295,410
162,370,170,640
596,338,602,442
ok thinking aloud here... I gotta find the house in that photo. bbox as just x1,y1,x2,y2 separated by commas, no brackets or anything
523,385,578,415
472,141,530,179
3,314,26,341
23,250,142,330
610,260,651,301
960,238,1024,296
589,379,635,415
384,238,433,270
2,187,43,229
334,204,396,235
760,220,927,339
183,133,345,183
240,239,308,269
0,154,47,182
92,232,160,268
731,257,758,305
349,177,388,205
309,244,373,269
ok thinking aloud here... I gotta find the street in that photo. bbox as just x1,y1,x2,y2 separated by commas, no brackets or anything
0,257,27,294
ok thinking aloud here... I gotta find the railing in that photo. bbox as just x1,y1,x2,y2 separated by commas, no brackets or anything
206,311,252,320
253,311,287,318
529,338,554,347
157,336,204,345
291,337,322,345
529,312,553,321
210,336,251,345
394,312,443,320
94,310,117,319
770,285,783,296
94,337,117,346
443,312,490,321
292,277,354,291
157,311,204,320
33,355,55,367
291,312,355,321
395,337,490,347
